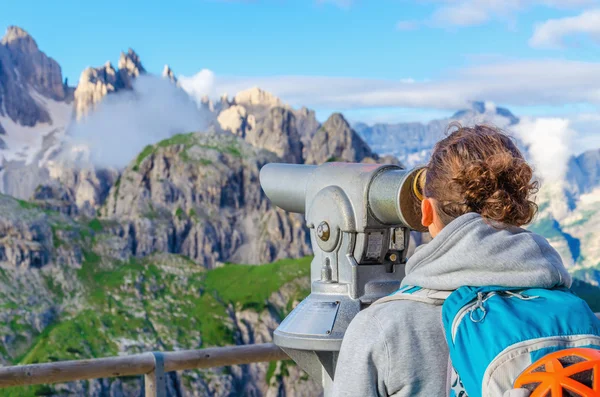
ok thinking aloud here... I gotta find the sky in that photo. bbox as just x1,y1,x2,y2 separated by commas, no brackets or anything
2,0,600,132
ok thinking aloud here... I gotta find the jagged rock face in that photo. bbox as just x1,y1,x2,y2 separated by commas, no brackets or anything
201,95,215,112
0,195,82,269
101,132,311,267
235,87,283,109
41,163,119,217
306,113,375,164
0,26,69,128
217,103,308,164
294,107,319,161
216,96,392,166
529,148,600,270
1,26,66,102
117,48,146,89
0,39,50,126
73,62,120,120
73,49,145,119
162,64,177,83
567,149,600,196
217,104,255,137
246,107,304,164
31,183,79,216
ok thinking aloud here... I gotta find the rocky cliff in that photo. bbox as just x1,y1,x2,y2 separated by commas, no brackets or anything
567,149,600,197
100,131,311,268
0,191,319,395
216,88,390,166
73,49,146,119
306,113,377,164
0,26,68,127
163,65,177,83
528,149,600,271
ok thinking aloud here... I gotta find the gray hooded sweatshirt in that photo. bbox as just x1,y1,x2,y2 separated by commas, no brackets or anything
331,213,572,397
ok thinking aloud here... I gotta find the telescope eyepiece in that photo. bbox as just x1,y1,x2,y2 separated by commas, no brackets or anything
412,168,426,202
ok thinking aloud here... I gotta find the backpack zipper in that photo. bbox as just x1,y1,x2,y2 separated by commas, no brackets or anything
451,292,497,344
450,291,539,344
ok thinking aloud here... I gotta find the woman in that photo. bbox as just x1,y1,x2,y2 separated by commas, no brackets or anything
331,124,571,396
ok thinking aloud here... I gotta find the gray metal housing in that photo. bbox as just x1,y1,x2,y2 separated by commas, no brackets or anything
259,162,425,394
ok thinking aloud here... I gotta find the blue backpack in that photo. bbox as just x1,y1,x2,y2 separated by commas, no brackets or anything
378,285,600,397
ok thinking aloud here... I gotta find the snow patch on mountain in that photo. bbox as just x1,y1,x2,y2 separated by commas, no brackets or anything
0,93,71,165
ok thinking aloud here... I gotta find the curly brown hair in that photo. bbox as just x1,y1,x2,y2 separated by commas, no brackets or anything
423,123,539,227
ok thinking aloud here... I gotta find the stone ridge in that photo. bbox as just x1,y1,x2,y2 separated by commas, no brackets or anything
73,49,146,119
0,25,68,126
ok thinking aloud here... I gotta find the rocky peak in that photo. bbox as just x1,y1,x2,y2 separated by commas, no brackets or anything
73,49,145,119
214,92,231,113
0,26,67,126
567,149,600,196
162,64,177,83
305,112,376,164
1,26,37,52
200,95,214,112
246,107,304,164
73,63,120,120
293,106,320,161
234,87,283,108
218,105,254,137
116,48,145,91
452,101,519,126
118,48,145,78
1,26,66,101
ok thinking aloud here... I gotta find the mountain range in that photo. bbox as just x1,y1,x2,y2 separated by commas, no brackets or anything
0,25,599,397
354,101,520,167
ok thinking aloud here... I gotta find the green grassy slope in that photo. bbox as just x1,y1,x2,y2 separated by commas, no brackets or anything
3,255,311,396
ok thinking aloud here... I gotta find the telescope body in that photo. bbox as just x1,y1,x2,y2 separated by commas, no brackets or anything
259,162,425,393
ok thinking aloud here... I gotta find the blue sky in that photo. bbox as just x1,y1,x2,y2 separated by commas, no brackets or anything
2,0,600,126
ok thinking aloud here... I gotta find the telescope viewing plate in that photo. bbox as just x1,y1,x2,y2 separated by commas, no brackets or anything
278,300,339,336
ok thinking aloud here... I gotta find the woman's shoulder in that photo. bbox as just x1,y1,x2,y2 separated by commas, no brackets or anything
352,299,443,334
340,299,449,396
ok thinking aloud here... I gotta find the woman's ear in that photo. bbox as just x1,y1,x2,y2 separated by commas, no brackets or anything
421,198,434,228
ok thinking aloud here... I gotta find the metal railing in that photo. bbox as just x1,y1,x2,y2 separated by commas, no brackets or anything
0,343,289,397
4,314,600,395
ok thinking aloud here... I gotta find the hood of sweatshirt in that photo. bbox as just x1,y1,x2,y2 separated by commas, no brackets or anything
401,212,572,290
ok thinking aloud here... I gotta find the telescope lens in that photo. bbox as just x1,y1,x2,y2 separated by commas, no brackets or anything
412,168,426,202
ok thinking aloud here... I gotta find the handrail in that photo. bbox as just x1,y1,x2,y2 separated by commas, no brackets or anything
4,315,600,394
0,343,289,396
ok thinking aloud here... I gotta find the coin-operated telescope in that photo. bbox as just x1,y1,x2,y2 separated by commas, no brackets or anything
259,162,426,395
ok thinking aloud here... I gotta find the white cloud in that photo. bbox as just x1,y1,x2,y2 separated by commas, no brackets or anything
405,0,597,28
430,0,517,27
178,69,217,104
513,117,575,182
178,59,600,111
64,75,210,168
529,9,600,48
